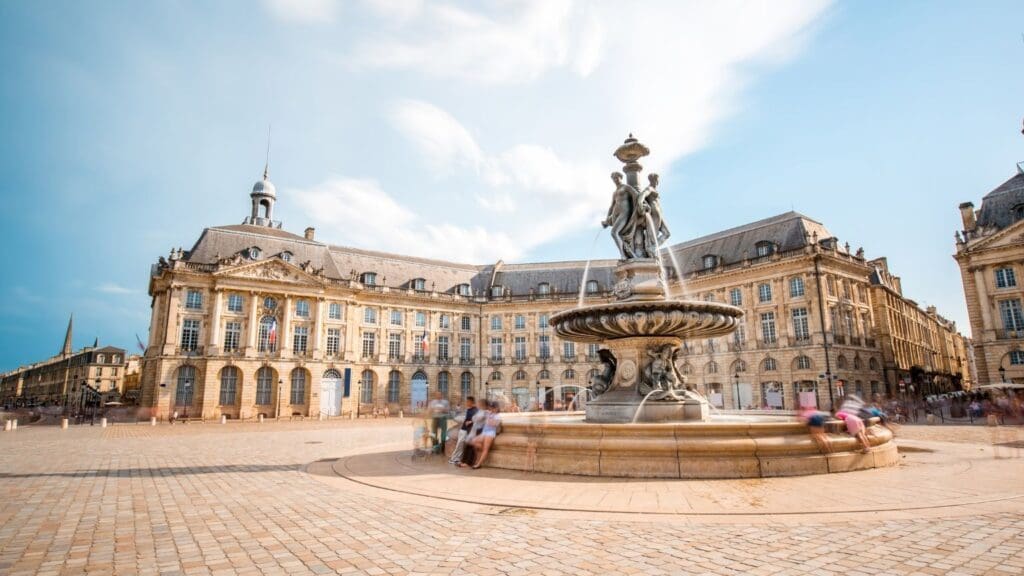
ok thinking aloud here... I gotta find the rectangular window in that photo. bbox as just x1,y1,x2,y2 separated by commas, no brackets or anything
760,312,777,344
538,335,550,359
514,336,527,360
490,315,502,331
1010,350,1024,365
792,308,810,341
293,326,308,355
437,336,450,360
438,314,450,329
223,321,241,352
587,343,599,359
539,314,549,329
326,328,340,356
758,283,772,303
563,341,576,359
789,277,805,298
413,333,426,358
460,337,471,360
328,302,342,320
185,289,202,310
363,308,377,324
361,332,376,357
180,319,200,351
415,311,426,327
514,315,526,330
734,324,746,343
227,294,244,313
996,267,1017,289
461,316,472,331
490,337,503,360
295,300,310,318
388,333,402,359
1000,299,1024,332
390,310,403,326
729,288,742,306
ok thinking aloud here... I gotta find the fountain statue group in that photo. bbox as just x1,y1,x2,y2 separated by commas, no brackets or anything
603,171,670,261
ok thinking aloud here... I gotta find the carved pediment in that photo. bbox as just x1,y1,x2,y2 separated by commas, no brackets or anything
966,218,1024,252
214,259,324,287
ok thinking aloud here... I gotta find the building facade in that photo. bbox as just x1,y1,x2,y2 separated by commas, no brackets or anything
139,170,970,419
0,317,127,408
955,161,1024,385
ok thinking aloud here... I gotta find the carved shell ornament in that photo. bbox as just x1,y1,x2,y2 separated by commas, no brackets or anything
550,301,742,343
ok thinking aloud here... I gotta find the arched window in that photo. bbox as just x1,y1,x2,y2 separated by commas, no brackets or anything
853,356,862,370
706,361,719,374
175,365,196,406
258,316,278,352
795,356,812,371
219,366,238,405
387,370,401,403
836,355,848,369
97,354,105,363
513,369,527,381
438,371,450,397
280,251,292,262
733,360,747,373
489,371,503,382
323,369,341,379
763,357,778,371
256,367,274,405
249,246,261,260
290,369,307,404
869,358,879,371
460,372,473,398
563,368,577,381
360,370,375,403
538,369,550,380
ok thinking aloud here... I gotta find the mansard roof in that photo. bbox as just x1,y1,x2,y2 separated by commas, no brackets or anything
665,211,832,274
975,171,1024,231
180,210,832,294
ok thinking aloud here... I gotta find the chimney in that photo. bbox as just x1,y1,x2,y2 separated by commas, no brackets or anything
959,202,976,233
304,227,315,241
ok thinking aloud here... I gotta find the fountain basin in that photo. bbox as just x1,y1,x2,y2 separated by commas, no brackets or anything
488,412,898,478
550,299,743,342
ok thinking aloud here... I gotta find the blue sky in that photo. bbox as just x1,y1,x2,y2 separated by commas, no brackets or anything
0,0,1021,371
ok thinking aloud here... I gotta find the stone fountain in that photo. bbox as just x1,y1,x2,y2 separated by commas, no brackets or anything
486,136,899,478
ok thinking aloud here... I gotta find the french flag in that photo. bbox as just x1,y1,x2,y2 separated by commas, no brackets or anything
421,328,429,353
268,317,278,346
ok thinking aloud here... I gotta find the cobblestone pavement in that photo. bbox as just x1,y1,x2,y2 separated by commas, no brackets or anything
1,421,1022,576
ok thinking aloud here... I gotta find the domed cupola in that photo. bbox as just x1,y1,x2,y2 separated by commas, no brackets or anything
244,163,280,228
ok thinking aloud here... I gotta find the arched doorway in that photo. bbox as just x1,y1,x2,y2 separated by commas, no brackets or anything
321,369,342,417
410,371,428,412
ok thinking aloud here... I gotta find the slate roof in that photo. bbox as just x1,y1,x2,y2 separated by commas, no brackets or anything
181,211,829,294
975,171,1024,231
664,211,833,274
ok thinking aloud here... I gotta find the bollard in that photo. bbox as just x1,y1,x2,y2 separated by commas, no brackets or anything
987,414,998,426
220,414,227,424
318,412,324,421
150,416,157,426
3,420,10,432
61,418,69,430
399,410,404,419
258,414,264,423
11,420,17,430
926,413,936,425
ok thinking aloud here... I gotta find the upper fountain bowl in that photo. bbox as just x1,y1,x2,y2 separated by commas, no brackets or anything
550,300,744,343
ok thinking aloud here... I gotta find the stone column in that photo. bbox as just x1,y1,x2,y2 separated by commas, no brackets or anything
312,298,325,359
208,288,223,355
161,287,180,355
281,295,293,359
147,292,164,355
973,268,993,336
245,291,259,357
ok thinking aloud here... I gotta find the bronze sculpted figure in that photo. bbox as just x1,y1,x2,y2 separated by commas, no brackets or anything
590,348,617,395
602,172,639,259
604,169,671,261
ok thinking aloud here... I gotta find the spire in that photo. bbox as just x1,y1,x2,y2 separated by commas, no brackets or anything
61,315,73,356
263,124,271,181
92,337,98,348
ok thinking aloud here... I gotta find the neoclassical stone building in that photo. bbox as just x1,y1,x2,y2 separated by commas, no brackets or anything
955,159,1024,385
140,169,969,419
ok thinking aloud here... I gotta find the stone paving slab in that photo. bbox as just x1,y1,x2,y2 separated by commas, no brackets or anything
0,422,1022,575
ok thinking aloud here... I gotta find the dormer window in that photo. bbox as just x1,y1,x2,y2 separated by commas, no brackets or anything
586,280,599,294
361,272,377,286
457,283,471,296
491,286,504,298
248,247,261,260
412,278,426,291
537,282,551,295
280,251,292,262
755,242,774,258
702,255,718,269
1014,204,1024,221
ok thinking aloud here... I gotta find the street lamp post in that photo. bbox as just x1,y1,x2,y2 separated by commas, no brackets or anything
733,372,740,410
999,366,1006,384
277,379,283,420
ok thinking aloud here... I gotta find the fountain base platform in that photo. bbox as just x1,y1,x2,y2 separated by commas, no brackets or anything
585,388,708,423
488,413,898,479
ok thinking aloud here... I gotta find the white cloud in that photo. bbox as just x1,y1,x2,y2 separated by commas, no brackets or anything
389,100,483,174
97,283,136,295
264,0,341,24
